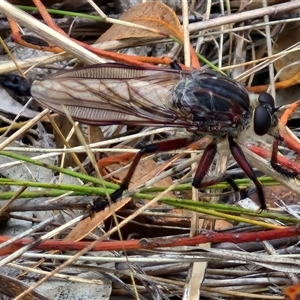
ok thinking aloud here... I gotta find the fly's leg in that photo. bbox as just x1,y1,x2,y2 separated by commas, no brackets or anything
90,138,191,212
197,175,239,191
192,143,217,188
91,138,264,212
192,143,242,201
228,137,267,210
224,176,240,192
271,138,298,177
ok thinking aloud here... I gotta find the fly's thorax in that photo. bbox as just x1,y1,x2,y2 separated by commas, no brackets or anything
172,70,251,135
172,70,250,111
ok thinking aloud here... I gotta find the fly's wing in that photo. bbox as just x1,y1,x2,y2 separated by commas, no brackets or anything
31,64,193,127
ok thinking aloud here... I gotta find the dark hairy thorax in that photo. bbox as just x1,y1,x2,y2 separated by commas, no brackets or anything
172,70,252,137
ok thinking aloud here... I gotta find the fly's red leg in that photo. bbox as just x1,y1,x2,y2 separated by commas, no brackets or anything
91,140,243,212
192,143,242,201
171,139,239,191
91,138,191,212
228,137,267,210
192,143,217,188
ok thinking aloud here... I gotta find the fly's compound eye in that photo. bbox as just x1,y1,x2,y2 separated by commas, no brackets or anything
253,92,275,135
258,92,275,108
253,105,271,135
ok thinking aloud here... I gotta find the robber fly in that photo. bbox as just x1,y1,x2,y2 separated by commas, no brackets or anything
0,64,295,211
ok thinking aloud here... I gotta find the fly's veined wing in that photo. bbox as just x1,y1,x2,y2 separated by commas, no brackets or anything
31,64,193,127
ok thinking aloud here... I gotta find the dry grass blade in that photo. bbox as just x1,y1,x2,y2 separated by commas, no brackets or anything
0,1,104,64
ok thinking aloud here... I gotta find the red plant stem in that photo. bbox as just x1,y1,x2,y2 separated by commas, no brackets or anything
0,226,299,256
249,145,300,174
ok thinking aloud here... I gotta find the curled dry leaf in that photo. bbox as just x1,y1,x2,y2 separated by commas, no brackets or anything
97,1,183,44
273,22,300,81
249,185,300,208
115,0,183,14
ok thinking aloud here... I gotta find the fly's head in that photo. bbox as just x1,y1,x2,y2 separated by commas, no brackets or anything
250,92,280,139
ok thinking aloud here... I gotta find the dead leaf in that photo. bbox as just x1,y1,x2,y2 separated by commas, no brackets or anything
116,0,183,14
97,1,183,44
250,185,299,208
0,273,47,300
273,22,300,81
